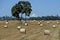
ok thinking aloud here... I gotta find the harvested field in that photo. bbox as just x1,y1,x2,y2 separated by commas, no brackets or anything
0,20,60,40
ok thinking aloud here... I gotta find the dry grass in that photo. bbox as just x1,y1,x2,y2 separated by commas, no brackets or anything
0,20,60,40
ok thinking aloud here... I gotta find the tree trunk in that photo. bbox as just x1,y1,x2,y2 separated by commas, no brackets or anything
20,13,22,26
25,14,26,23
17,13,22,26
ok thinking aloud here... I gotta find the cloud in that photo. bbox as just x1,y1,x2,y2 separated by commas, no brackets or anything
30,13,38,17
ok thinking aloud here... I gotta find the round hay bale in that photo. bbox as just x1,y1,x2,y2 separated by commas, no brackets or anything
52,25,56,28
44,30,50,35
57,22,59,24
38,22,40,25
5,22,9,24
33,20,37,22
40,24,43,27
25,23,28,26
20,28,26,33
17,26,21,29
47,21,50,24
33,20,36,21
4,25,8,28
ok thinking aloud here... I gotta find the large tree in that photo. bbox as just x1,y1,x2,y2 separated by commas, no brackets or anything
11,1,32,21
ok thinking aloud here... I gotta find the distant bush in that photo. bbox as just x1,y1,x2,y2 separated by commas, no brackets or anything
0,15,60,20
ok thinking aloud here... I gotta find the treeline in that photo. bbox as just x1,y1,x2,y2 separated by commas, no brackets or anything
0,15,60,20
29,16,60,20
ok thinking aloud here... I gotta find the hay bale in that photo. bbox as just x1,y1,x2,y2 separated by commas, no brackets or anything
33,20,36,21
57,22,59,24
47,21,50,24
52,25,56,28
33,20,37,22
4,25,8,28
38,22,40,25
40,24,43,27
44,30,50,35
20,28,26,33
17,26,21,29
25,23,28,26
5,22,9,24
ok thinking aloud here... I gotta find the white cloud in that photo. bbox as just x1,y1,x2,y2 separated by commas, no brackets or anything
30,13,38,17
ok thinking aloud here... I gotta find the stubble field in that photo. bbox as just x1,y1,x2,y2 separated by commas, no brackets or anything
0,20,60,40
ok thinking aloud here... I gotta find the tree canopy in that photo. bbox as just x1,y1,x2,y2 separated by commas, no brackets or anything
11,1,32,19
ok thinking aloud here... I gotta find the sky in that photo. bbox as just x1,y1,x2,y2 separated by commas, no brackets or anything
0,0,60,17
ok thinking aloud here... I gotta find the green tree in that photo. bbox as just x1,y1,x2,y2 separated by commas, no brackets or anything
11,1,32,26
18,1,32,23
11,1,32,21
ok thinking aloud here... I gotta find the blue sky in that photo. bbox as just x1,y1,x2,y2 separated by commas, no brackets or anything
0,0,60,17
